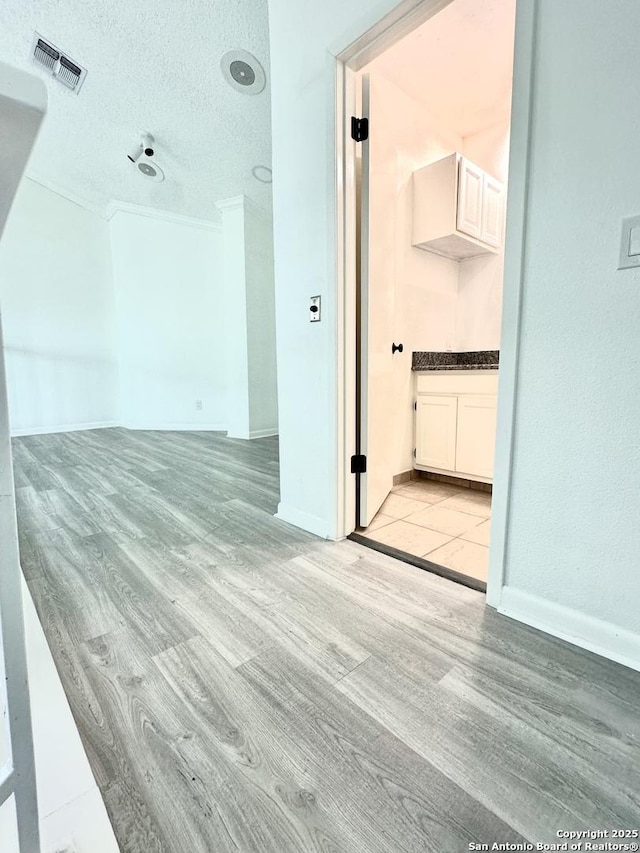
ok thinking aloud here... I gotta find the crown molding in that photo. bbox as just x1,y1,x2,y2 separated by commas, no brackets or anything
216,194,272,219
215,195,246,213
23,178,263,230
105,200,222,232
26,174,105,218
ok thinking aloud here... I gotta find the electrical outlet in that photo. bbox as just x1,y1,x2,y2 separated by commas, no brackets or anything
195,400,202,411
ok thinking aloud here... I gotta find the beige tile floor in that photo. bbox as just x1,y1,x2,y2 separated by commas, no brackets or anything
361,479,491,583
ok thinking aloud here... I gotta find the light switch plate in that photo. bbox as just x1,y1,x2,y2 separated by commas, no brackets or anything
618,215,640,269
310,295,321,322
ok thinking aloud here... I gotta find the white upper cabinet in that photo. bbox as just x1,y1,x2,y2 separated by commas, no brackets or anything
481,174,504,247
457,157,484,240
412,153,504,261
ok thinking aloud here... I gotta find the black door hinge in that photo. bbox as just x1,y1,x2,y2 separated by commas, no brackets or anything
413,448,417,459
414,401,417,411
351,116,369,142
351,454,367,474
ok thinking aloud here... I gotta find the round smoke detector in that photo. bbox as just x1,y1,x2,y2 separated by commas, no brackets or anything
137,160,165,182
221,49,266,95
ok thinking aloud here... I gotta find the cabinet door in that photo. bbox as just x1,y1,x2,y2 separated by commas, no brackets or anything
415,395,457,472
457,157,483,239
455,395,497,479
481,174,503,247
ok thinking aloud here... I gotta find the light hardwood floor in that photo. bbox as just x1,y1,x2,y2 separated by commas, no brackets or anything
12,428,640,852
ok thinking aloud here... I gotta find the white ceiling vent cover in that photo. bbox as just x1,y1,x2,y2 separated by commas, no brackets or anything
31,33,87,94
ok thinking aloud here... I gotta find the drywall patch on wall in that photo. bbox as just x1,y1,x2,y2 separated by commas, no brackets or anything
0,180,118,434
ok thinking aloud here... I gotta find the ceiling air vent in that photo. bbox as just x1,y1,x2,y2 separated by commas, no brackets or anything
31,33,87,94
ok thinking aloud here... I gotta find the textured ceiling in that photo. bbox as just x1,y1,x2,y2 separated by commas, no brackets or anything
367,0,516,139
0,0,272,220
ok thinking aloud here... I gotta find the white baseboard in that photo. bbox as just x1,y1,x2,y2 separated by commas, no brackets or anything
12,422,231,437
120,423,228,432
226,428,278,440
249,428,279,439
275,503,331,539
10,421,118,437
499,586,640,673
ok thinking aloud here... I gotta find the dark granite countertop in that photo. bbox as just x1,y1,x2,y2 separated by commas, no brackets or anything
412,351,499,371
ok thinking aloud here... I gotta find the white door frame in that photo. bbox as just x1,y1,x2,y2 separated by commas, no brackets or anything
333,0,538,607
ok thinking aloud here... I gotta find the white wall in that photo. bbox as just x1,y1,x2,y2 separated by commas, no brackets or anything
268,0,640,667
496,0,640,666
110,210,227,430
245,201,279,437
217,199,251,438
0,190,278,439
216,196,279,440
0,180,118,435
269,0,365,537
457,120,510,351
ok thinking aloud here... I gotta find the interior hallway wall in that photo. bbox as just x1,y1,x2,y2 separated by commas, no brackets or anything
109,209,227,431
0,180,118,435
496,0,640,667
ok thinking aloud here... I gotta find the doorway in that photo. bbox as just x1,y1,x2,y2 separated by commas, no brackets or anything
342,0,517,592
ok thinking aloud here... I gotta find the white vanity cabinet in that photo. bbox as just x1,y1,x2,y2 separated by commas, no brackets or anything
414,371,498,483
412,154,504,261
415,395,458,471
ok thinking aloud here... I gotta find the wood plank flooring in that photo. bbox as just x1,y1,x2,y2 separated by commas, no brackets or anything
12,428,640,852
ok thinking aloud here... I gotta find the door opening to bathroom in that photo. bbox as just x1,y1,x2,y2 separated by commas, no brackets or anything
344,0,517,592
